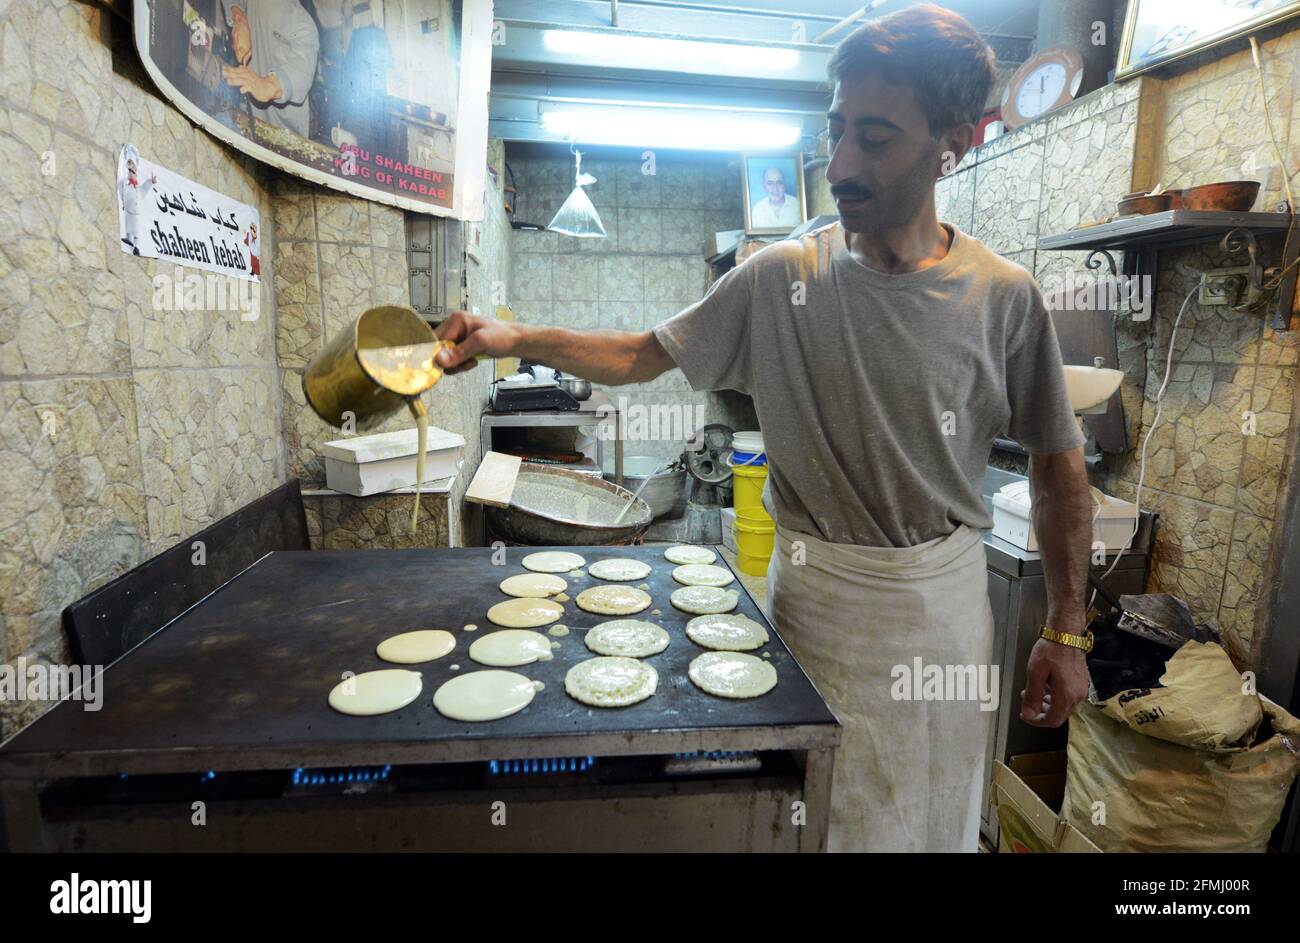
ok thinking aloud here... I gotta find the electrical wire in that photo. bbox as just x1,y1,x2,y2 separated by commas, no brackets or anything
1250,36,1298,289
1087,283,1199,612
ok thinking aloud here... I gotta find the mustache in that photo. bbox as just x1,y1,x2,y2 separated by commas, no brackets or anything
830,183,872,200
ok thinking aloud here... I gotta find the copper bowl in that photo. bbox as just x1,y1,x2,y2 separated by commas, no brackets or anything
1118,192,1173,216
1179,180,1260,212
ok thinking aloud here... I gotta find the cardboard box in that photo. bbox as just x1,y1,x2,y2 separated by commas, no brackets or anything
993,753,1102,853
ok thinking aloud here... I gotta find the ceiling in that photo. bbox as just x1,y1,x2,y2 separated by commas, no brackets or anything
611,0,1040,34
489,0,1043,148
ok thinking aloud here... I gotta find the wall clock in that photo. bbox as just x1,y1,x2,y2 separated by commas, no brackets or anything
1000,46,1086,130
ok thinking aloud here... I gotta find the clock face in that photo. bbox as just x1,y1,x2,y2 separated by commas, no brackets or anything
1016,62,1068,118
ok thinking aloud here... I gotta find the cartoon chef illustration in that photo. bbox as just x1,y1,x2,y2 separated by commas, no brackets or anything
243,221,260,277
118,146,157,256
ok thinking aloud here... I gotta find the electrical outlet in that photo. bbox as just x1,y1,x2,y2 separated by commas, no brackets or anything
1199,266,1261,307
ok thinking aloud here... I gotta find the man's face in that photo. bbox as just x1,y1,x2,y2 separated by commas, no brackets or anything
763,169,786,203
825,76,951,236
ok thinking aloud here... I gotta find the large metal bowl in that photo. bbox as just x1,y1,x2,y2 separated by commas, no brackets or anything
485,465,653,546
605,455,686,520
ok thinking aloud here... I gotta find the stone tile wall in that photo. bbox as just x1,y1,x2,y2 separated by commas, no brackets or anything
0,2,282,737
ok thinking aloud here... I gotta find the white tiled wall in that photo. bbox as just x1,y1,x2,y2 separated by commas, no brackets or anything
509,149,746,467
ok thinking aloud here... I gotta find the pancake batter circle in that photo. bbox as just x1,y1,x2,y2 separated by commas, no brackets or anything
688,652,777,699
575,585,653,616
588,558,652,582
328,669,423,716
672,563,735,587
499,572,567,598
486,597,564,628
664,545,717,565
433,670,537,722
585,619,670,657
522,551,586,573
375,630,456,664
670,585,739,615
685,613,769,651
469,629,554,667
565,656,658,707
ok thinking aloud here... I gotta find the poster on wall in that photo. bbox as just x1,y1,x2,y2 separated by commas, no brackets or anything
132,0,492,218
1118,0,1300,78
117,144,263,282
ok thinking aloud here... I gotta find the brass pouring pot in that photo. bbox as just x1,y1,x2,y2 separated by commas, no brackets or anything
302,305,444,430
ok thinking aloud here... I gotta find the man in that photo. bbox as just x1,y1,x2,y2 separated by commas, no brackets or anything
221,0,320,139
750,165,802,229
118,150,156,256
435,4,1093,852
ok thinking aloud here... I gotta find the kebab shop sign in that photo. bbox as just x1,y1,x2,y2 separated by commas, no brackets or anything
337,145,451,202
116,144,262,288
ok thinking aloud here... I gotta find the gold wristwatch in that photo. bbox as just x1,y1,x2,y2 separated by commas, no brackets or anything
1039,626,1094,652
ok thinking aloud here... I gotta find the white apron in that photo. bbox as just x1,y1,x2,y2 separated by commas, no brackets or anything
766,523,995,852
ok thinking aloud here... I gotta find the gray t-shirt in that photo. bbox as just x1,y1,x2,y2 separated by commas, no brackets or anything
654,222,1085,548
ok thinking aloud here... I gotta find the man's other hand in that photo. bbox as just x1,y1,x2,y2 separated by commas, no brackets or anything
1019,637,1088,727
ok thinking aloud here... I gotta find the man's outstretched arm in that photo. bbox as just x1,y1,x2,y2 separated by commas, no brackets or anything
433,310,675,386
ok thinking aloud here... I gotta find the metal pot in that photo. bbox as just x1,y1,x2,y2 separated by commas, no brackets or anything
302,305,442,430
1117,192,1173,216
1179,180,1261,212
485,465,652,545
557,376,592,401
605,456,687,520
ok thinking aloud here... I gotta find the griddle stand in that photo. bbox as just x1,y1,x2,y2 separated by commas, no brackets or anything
0,545,839,853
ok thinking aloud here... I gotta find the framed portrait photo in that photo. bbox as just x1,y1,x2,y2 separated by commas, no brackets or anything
1117,0,1300,79
741,153,807,236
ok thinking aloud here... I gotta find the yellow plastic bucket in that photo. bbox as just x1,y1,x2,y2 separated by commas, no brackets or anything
731,461,768,513
735,507,775,576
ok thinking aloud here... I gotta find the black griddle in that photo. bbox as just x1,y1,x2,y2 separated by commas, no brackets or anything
0,546,839,778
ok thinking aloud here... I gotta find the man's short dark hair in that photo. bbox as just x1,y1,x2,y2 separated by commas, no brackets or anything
827,3,996,135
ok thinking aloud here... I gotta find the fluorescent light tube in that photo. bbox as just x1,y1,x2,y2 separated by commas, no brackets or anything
541,106,801,150
543,30,801,73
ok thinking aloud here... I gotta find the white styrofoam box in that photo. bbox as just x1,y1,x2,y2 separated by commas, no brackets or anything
721,506,738,553
991,481,1137,554
322,426,466,497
